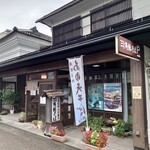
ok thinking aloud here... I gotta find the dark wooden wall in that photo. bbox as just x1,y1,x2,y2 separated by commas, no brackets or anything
130,59,149,150
17,74,26,111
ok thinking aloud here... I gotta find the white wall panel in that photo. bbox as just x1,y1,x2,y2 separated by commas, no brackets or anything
132,0,150,20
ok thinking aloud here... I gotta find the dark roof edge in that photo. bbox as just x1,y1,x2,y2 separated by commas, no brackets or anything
36,0,83,23
17,30,51,42
0,29,51,42
0,20,150,68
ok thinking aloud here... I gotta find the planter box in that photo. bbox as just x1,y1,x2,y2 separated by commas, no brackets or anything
51,134,67,143
85,143,102,150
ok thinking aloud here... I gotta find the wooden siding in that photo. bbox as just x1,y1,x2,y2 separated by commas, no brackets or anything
91,0,132,32
53,16,82,45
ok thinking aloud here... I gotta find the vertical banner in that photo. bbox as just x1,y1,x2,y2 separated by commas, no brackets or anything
68,56,87,126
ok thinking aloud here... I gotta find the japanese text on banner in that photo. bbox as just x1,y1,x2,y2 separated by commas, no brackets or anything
68,56,87,126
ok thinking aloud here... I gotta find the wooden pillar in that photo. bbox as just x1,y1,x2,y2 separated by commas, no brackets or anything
130,58,149,150
0,78,2,112
17,74,26,111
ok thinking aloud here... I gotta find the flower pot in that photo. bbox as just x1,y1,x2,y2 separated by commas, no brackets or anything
112,126,116,133
10,109,14,114
51,134,67,143
85,143,102,150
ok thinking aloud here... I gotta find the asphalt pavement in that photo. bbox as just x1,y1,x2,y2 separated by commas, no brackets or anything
0,123,80,150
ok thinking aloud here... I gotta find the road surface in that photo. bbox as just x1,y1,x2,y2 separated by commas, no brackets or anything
0,123,80,150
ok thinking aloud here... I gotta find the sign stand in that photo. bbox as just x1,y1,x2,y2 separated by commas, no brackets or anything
42,90,65,136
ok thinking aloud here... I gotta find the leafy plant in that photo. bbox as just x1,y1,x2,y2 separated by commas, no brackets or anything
83,130,108,148
32,120,38,126
1,89,15,107
114,119,125,137
0,110,8,115
82,113,104,131
90,116,104,131
50,126,66,136
19,112,26,122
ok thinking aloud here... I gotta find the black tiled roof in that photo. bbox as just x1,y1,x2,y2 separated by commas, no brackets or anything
14,26,51,41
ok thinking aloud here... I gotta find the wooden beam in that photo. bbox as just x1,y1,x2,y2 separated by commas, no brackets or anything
0,50,123,77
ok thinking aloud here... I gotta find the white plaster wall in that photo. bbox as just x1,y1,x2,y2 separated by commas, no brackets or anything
144,46,150,144
82,16,91,36
52,0,112,27
132,0,150,20
0,32,51,63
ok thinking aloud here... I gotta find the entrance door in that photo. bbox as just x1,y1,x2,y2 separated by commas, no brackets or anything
38,81,54,121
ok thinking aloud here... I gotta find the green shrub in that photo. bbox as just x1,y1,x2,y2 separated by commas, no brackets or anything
82,113,104,131
114,119,125,137
1,89,15,106
19,112,26,122
0,110,8,115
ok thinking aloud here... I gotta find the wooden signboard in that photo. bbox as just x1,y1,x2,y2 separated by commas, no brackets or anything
115,35,141,61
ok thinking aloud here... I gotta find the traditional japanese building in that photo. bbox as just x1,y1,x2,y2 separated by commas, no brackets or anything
0,0,150,149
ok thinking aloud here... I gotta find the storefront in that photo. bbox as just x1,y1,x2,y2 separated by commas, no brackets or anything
0,27,149,149
22,47,132,125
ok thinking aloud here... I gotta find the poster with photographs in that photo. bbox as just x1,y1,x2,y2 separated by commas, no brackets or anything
104,83,122,112
88,83,104,110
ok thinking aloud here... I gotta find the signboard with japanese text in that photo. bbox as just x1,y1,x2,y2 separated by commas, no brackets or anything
115,35,141,61
52,97,61,122
68,56,87,126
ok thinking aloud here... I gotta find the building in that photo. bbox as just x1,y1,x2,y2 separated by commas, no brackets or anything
0,26,51,111
1,0,150,149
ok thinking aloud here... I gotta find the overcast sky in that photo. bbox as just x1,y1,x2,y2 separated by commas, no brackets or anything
0,0,72,36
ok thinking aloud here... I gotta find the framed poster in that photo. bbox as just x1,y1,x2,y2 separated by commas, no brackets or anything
104,83,122,112
88,83,104,110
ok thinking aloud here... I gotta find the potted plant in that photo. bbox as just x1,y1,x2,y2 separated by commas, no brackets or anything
113,119,125,137
1,89,15,114
18,112,26,122
50,126,67,143
83,130,108,150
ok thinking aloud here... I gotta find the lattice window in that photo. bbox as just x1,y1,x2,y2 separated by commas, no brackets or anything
91,0,132,32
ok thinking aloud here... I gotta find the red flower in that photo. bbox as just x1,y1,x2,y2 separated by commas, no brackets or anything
83,130,108,148
50,126,66,136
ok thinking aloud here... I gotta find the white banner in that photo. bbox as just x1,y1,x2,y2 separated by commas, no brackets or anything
68,56,87,126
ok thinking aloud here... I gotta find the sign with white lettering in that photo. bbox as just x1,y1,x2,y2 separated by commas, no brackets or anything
68,56,87,126
115,35,141,61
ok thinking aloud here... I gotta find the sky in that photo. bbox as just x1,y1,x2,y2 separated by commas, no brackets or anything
0,0,72,36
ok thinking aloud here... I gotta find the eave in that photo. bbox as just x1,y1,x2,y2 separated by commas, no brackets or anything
0,19,150,71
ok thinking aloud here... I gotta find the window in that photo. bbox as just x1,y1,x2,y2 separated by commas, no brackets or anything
91,0,132,32
53,16,82,45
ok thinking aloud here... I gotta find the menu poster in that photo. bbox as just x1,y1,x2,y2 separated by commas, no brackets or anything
104,83,122,112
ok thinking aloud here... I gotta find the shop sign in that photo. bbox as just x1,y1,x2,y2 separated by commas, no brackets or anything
115,35,141,61
52,97,60,122
132,86,142,99
68,56,87,126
